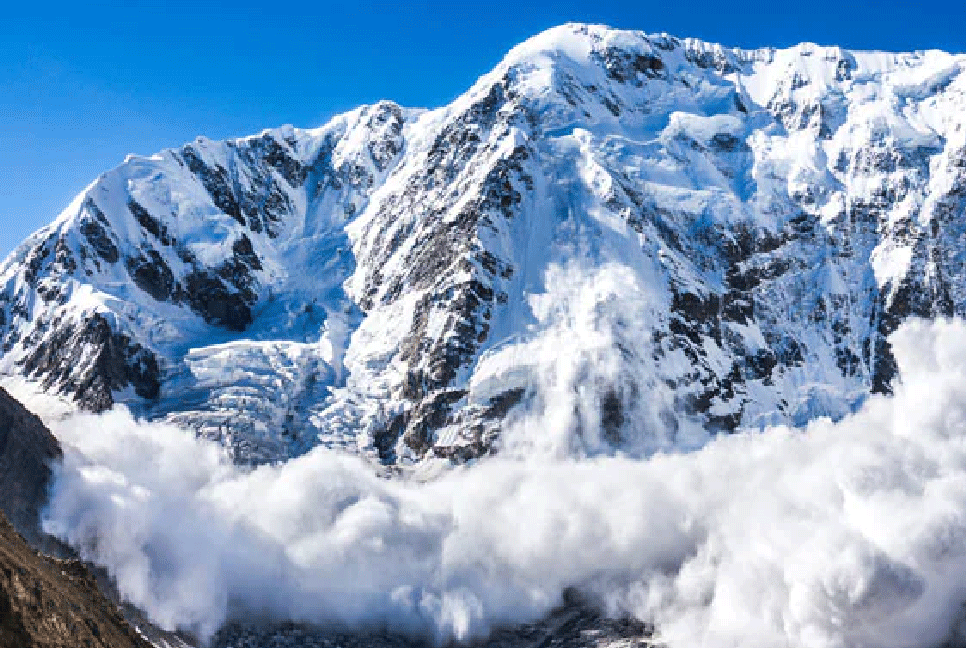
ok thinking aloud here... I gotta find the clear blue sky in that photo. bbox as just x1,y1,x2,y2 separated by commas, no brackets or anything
1,0,963,258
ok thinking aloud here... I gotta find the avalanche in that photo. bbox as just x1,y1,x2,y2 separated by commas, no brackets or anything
7,21,966,646
41,317,966,648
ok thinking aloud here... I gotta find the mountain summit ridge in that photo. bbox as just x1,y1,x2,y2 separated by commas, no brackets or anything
3,23,966,464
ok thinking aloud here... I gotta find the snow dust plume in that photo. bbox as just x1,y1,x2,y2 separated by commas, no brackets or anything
476,262,708,459
41,277,966,647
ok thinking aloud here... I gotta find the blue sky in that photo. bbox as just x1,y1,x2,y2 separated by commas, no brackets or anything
1,0,963,257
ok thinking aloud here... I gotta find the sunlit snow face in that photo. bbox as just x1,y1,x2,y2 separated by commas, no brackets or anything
38,314,966,648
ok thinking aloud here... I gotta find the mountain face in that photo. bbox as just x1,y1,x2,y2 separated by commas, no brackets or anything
3,24,966,465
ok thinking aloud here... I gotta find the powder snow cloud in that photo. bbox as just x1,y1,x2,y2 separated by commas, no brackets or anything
40,270,966,647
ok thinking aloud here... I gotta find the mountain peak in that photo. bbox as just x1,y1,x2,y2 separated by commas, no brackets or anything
4,23,966,465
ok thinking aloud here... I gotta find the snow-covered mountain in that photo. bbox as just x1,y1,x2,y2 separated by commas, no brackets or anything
4,23,966,465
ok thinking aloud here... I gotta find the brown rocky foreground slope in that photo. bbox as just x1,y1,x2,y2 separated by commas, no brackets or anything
0,511,153,648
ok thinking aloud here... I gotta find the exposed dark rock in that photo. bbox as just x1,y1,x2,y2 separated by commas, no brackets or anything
213,236,261,303
238,177,294,238
19,314,161,412
209,589,652,648
598,46,666,85
366,102,406,171
230,234,262,271
81,220,120,263
79,201,120,266
180,145,245,225
600,389,625,444
425,80,513,187
126,251,175,301
0,387,61,544
244,133,306,187
745,347,778,381
400,389,467,456
22,234,57,286
710,132,750,154
374,411,408,464
178,132,307,239
684,47,739,74
127,200,174,246
182,270,253,332
118,233,258,333
484,388,526,420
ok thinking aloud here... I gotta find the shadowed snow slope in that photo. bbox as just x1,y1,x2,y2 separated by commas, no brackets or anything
4,24,966,464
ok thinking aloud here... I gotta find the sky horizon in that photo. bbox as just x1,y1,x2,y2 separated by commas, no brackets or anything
2,0,964,258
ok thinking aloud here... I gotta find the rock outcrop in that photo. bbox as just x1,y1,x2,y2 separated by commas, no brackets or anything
0,386,61,543
211,590,651,648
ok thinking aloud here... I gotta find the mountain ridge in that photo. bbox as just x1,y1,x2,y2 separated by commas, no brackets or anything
3,23,966,465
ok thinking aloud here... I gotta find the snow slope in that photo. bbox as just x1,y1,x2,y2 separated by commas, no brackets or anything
4,23,966,464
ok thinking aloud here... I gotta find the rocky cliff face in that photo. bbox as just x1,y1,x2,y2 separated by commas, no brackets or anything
3,24,966,464
0,386,61,544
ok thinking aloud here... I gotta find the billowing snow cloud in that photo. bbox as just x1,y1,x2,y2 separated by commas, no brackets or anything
41,271,966,647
